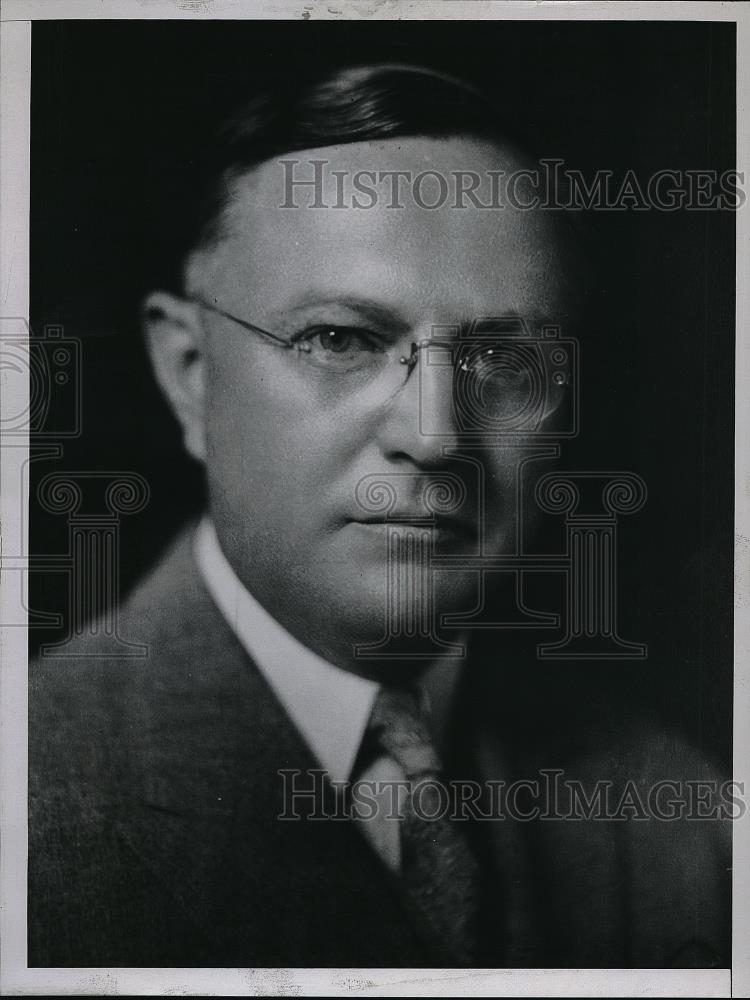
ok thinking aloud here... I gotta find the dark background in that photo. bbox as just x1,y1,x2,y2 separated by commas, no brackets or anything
29,20,735,769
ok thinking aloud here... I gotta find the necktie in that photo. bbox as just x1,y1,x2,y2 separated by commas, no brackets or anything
366,684,481,965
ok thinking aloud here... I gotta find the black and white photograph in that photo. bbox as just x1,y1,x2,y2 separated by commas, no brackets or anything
0,1,748,995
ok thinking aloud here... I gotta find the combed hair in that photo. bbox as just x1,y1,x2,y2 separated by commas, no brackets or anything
179,63,524,267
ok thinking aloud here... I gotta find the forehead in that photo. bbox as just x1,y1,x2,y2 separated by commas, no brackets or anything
191,135,577,324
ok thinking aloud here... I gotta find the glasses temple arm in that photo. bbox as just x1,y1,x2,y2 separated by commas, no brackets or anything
190,296,294,349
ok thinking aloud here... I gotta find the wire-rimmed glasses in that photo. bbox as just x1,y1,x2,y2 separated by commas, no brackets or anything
191,294,571,432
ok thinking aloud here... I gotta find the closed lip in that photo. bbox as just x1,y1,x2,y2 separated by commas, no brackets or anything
347,516,474,537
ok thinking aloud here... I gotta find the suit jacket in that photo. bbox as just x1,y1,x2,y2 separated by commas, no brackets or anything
28,528,731,968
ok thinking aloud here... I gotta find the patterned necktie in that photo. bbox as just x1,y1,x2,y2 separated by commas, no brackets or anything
366,684,481,965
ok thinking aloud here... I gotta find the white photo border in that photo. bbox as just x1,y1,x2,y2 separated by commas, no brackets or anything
1,1,747,996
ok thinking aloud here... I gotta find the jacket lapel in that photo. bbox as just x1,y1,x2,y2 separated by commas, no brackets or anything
112,529,432,966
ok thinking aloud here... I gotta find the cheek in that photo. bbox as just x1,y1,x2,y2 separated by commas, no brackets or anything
203,349,362,515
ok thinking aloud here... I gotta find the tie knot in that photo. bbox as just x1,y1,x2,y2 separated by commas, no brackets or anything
368,685,442,781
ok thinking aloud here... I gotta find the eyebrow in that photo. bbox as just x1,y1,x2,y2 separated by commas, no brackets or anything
263,291,557,338
265,292,414,334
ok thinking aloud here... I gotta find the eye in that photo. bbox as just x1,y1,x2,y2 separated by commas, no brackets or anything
300,326,379,352
293,325,385,370
318,328,370,353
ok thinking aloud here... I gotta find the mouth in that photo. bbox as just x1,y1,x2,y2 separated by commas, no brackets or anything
346,516,476,544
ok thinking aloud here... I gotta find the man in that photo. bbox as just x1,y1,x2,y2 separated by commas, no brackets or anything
29,64,730,968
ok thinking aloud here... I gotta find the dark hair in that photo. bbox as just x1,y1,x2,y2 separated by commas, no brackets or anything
161,63,526,287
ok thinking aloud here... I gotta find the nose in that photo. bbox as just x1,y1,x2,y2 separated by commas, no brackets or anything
375,338,461,466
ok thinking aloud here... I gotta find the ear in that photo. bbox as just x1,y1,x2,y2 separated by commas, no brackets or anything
142,291,207,463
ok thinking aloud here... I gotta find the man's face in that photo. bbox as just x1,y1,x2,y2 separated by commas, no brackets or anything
184,135,576,670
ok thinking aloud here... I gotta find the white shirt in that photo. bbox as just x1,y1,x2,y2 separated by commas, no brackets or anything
194,517,463,871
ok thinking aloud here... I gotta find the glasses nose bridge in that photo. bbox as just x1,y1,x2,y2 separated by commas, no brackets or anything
399,334,457,387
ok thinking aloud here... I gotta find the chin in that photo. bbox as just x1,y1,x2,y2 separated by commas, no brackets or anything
321,562,478,646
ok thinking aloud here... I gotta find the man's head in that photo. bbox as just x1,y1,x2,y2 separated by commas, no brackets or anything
143,64,582,673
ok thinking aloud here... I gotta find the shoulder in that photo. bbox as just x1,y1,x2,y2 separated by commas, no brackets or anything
472,661,732,966
541,716,731,966
30,524,240,709
29,524,253,800
28,521,303,810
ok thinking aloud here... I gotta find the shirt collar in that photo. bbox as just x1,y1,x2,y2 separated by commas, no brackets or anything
194,517,378,785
